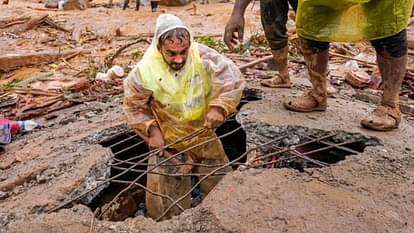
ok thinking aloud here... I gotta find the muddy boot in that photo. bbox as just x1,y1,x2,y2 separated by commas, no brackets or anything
261,46,292,88
284,40,328,112
361,53,406,131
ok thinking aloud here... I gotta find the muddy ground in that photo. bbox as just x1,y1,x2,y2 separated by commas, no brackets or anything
1,1,414,233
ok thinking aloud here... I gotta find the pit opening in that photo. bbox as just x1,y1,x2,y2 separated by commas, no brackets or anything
86,89,263,221
250,125,382,172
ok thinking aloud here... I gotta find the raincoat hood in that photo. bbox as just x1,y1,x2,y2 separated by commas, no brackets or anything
152,13,192,48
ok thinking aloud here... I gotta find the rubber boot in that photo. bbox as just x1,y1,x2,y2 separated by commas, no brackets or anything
284,39,328,112
261,46,292,88
360,53,406,131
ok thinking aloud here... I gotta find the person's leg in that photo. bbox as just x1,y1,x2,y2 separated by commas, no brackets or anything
135,0,140,11
284,37,330,112
150,0,159,12
189,140,233,196
361,30,407,131
145,153,191,220
122,0,129,10
260,0,292,88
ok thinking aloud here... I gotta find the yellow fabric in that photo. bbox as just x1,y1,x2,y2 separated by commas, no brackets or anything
296,0,414,42
138,42,213,150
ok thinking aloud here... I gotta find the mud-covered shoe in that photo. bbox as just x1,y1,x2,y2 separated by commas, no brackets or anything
360,105,401,131
260,76,292,88
284,91,327,112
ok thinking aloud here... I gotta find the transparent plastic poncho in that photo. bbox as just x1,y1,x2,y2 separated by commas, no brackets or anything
296,0,414,42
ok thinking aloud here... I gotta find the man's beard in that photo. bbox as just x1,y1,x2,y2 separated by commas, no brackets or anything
170,62,185,70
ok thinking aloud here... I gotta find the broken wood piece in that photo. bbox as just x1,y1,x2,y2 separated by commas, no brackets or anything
105,38,150,68
0,49,90,71
0,16,31,29
26,6,59,11
239,55,273,71
13,87,61,96
72,25,84,44
344,69,370,88
16,100,73,120
61,57,80,71
10,14,69,34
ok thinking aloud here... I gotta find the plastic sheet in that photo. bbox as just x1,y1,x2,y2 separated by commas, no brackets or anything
296,0,414,42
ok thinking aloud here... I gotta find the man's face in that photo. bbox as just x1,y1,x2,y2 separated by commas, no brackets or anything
159,36,190,71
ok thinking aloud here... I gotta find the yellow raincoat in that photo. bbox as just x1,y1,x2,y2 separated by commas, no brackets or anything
296,0,414,42
123,14,244,220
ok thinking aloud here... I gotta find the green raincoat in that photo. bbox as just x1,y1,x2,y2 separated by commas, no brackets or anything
296,0,414,42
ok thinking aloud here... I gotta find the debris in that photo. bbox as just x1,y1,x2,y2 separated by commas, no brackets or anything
344,69,370,88
45,0,88,10
0,49,90,72
6,14,70,34
0,165,48,192
239,55,273,72
72,25,85,44
104,38,150,68
96,65,125,82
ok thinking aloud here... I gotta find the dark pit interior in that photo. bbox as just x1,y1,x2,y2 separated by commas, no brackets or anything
255,127,382,172
86,89,264,221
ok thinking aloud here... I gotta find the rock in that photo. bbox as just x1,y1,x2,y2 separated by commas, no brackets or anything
0,191,8,200
45,0,88,10
45,0,58,8
63,0,89,10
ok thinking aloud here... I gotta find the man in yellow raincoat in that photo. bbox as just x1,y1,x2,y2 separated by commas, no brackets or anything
285,0,414,131
123,14,245,220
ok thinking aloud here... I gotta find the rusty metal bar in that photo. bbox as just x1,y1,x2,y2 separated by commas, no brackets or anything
105,179,185,211
111,140,145,157
98,126,245,218
249,133,337,164
112,158,226,168
47,128,206,214
155,135,288,221
111,128,206,166
111,166,229,177
108,133,140,149
301,134,360,154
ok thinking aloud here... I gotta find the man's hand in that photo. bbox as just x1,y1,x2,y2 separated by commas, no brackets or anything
205,107,226,129
148,125,165,152
224,14,245,50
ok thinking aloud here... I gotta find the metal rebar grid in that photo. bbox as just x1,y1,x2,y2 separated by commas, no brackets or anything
155,135,288,221
302,134,360,154
249,138,359,169
111,166,229,177
97,126,245,218
249,133,337,164
112,158,226,168
108,133,140,149
47,128,206,214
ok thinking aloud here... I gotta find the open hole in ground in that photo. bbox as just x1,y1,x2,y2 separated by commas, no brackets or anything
85,88,263,221
249,124,382,172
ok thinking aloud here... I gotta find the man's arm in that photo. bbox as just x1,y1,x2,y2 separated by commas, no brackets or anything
224,0,253,50
123,67,164,148
198,43,245,128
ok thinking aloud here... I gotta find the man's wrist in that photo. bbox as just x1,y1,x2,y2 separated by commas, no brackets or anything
149,125,160,137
